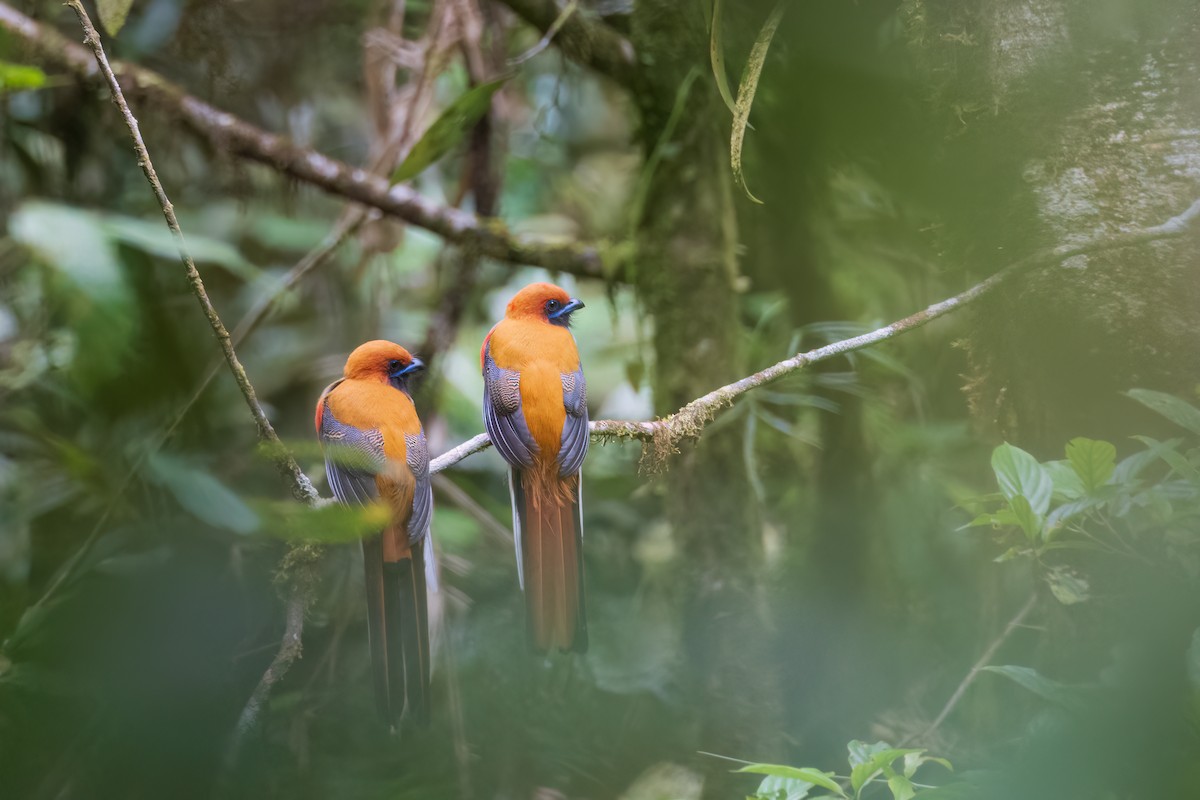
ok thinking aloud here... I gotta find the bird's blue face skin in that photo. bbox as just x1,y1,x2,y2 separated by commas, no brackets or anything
387,357,424,392
545,297,585,327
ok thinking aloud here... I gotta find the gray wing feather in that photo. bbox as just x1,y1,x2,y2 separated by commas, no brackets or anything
319,404,386,506
482,345,537,468
557,367,589,477
405,431,433,545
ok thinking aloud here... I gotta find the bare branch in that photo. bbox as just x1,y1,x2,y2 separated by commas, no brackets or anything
901,592,1039,747
0,2,613,279
219,581,309,778
498,0,637,86
64,0,319,505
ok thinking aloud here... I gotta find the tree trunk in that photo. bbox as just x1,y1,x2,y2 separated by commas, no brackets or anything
911,0,1200,452
630,2,782,792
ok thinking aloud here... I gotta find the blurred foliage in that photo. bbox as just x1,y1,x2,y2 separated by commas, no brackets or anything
0,0,1198,799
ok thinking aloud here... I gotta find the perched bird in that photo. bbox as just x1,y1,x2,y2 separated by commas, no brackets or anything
482,282,589,653
315,340,433,726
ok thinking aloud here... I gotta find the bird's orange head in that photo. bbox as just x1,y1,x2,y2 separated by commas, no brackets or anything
504,282,585,328
343,339,425,392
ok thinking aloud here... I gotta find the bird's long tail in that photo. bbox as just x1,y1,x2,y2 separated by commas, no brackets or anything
362,529,430,727
512,470,587,653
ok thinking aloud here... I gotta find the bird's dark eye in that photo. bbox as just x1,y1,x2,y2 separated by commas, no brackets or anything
388,359,402,372
545,299,561,313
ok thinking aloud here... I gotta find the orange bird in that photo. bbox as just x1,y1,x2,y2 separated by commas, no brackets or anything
316,340,432,726
482,282,589,653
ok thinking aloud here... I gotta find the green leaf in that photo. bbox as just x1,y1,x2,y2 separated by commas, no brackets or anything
1126,389,1200,436
730,0,787,203
1045,566,1090,605
1066,438,1116,493
145,453,259,534
1114,437,1183,483
709,0,738,115
755,774,813,800
886,774,915,800
1043,460,1086,499
1132,435,1200,481
102,215,259,281
391,77,509,184
902,752,952,778
847,742,923,795
982,665,1089,711
1009,495,1043,542
0,61,47,91
736,765,845,797
98,0,135,35
991,443,1053,515
9,201,136,385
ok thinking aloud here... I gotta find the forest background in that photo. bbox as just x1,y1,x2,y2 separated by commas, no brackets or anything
2,0,1200,798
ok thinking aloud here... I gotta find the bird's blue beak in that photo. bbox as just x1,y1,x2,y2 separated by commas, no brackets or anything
391,357,425,378
549,298,585,320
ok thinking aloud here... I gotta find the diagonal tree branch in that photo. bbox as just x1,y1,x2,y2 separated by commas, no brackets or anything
0,2,613,279
64,0,319,506
427,196,1200,472
498,0,637,87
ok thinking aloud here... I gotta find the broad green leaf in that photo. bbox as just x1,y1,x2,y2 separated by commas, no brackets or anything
902,752,952,778
1009,495,1042,542
887,774,916,800
755,774,813,800
10,201,135,385
736,765,845,797
1043,460,1085,499
709,0,738,114
1132,435,1200,481
982,665,1089,711
731,0,787,203
1045,566,1090,605
847,742,923,794
0,61,47,91
145,453,259,534
11,202,126,302
1113,437,1183,483
391,77,509,184
103,215,259,281
98,0,135,35
1066,438,1116,493
1126,389,1200,436
991,443,1053,515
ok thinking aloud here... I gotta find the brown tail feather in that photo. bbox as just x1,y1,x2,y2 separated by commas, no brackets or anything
514,471,587,653
364,532,431,728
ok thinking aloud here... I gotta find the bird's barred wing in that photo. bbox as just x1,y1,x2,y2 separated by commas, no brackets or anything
558,366,589,477
404,430,433,545
318,402,386,506
482,342,537,468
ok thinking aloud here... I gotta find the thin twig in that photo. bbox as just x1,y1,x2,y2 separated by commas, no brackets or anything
0,2,613,279
217,583,309,785
508,0,579,66
65,0,319,504
901,591,1038,747
498,0,636,85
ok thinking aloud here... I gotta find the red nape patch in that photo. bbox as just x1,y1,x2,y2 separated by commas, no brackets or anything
314,397,325,435
480,326,497,370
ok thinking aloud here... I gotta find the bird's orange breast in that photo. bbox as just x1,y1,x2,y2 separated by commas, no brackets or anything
325,377,422,534
488,318,581,464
